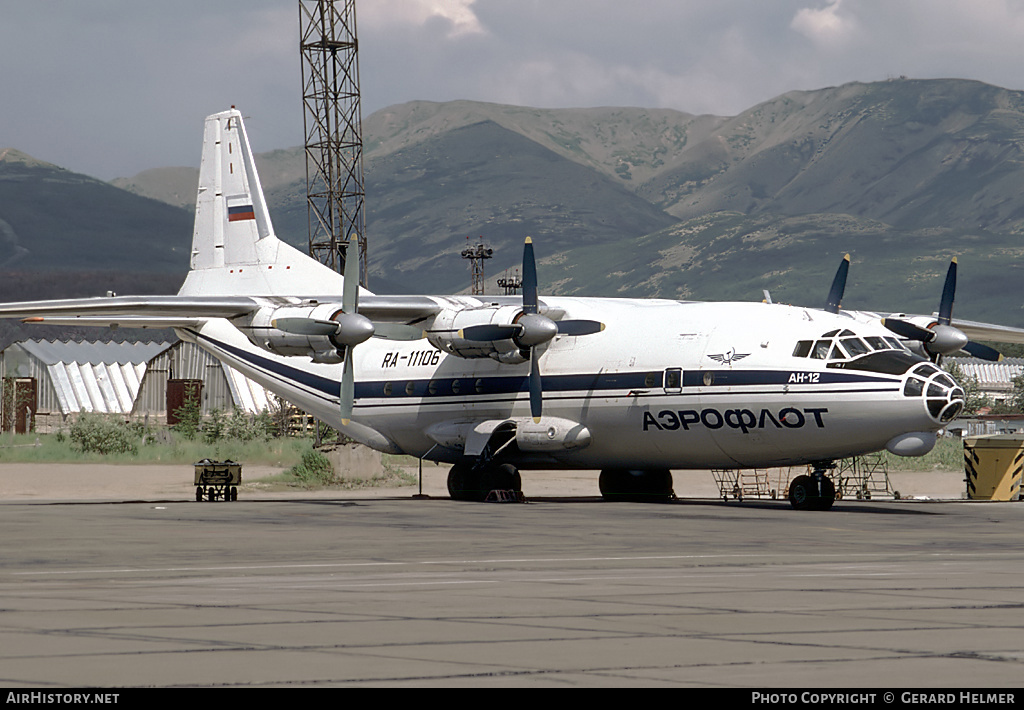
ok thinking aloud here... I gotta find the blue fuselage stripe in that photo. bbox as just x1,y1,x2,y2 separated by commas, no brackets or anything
195,332,899,404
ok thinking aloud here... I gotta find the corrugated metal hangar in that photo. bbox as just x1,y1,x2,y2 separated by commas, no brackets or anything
0,339,275,433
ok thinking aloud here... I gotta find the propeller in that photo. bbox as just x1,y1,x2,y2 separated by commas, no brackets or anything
824,253,850,314
272,235,423,425
881,258,1003,363
461,236,605,422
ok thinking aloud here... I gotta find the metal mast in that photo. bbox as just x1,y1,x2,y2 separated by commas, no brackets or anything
299,0,367,285
461,237,493,296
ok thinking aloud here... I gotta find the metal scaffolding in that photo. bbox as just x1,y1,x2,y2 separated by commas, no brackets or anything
299,0,367,285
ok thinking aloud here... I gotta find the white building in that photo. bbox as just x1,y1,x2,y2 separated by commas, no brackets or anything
0,339,275,433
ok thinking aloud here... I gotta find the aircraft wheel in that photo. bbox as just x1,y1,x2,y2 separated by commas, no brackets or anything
482,463,521,494
788,475,814,510
448,459,492,501
600,468,673,501
812,477,836,511
789,475,836,510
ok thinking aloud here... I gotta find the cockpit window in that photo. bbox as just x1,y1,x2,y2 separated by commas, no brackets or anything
793,327,919,369
841,337,870,357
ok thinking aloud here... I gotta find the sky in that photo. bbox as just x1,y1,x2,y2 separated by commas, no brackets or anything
5,0,1024,180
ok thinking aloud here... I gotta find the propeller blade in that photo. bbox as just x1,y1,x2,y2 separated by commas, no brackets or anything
272,317,339,336
556,319,605,336
825,253,850,314
522,236,538,315
938,258,957,326
340,352,354,425
529,346,542,423
459,323,522,342
882,318,935,342
339,235,363,424
962,340,1004,362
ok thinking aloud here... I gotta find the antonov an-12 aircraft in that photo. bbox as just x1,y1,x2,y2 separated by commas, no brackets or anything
4,108,1024,510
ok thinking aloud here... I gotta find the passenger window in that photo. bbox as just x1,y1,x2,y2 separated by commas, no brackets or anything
665,368,682,389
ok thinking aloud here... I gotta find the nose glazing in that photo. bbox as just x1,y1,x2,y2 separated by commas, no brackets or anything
902,363,965,423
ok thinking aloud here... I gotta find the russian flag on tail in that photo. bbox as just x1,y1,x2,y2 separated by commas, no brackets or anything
226,194,255,222
228,204,255,222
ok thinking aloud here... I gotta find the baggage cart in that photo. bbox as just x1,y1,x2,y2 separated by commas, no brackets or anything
194,459,241,501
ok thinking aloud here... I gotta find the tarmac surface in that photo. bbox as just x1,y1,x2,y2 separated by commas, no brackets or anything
2,463,1024,688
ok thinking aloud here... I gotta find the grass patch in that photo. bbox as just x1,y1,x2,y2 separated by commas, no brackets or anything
877,435,963,472
0,430,310,468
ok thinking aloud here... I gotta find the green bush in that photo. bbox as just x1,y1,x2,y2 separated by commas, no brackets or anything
69,413,141,455
288,448,335,487
171,396,202,440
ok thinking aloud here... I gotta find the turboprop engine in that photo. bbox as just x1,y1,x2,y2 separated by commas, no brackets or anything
426,305,532,363
245,302,371,363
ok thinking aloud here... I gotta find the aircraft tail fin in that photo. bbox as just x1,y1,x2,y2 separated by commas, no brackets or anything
178,108,357,298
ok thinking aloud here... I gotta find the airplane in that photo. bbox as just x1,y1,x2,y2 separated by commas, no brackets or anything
3,107,1024,511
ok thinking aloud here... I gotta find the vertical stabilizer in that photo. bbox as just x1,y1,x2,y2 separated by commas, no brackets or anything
178,108,356,297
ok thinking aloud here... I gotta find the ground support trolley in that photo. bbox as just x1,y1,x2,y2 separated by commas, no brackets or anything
711,469,777,501
194,459,241,501
835,453,897,500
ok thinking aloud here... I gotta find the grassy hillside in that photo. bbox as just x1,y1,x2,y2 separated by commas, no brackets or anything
536,211,1024,327
5,78,1024,332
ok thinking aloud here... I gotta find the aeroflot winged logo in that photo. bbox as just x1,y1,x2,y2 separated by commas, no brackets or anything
707,348,750,365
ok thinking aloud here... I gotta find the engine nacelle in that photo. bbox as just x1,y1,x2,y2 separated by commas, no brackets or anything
245,303,349,361
427,305,529,363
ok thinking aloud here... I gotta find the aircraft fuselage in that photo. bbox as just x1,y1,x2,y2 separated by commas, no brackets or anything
183,296,959,471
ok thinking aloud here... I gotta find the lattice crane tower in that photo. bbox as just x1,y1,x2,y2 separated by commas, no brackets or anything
299,0,368,286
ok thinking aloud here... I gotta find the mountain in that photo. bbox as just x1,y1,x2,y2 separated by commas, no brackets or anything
6,78,1024,328
641,79,1024,232
266,119,681,293
0,148,192,274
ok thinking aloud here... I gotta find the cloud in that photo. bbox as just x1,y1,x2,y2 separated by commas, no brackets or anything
361,0,484,37
791,1,859,48
10,1,1024,180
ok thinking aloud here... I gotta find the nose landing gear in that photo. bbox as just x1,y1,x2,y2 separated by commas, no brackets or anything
788,463,837,510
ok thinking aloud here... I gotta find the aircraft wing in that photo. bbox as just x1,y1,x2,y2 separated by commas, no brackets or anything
0,294,444,329
952,318,1024,346
0,295,260,321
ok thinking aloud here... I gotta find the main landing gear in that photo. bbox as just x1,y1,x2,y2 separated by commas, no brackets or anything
447,458,523,502
787,463,837,511
599,468,675,502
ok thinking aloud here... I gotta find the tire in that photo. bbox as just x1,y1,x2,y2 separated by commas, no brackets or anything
812,477,836,511
789,475,836,510
788,475,813,510
483,463,521,494
600,468,673,501
448,459,487,501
